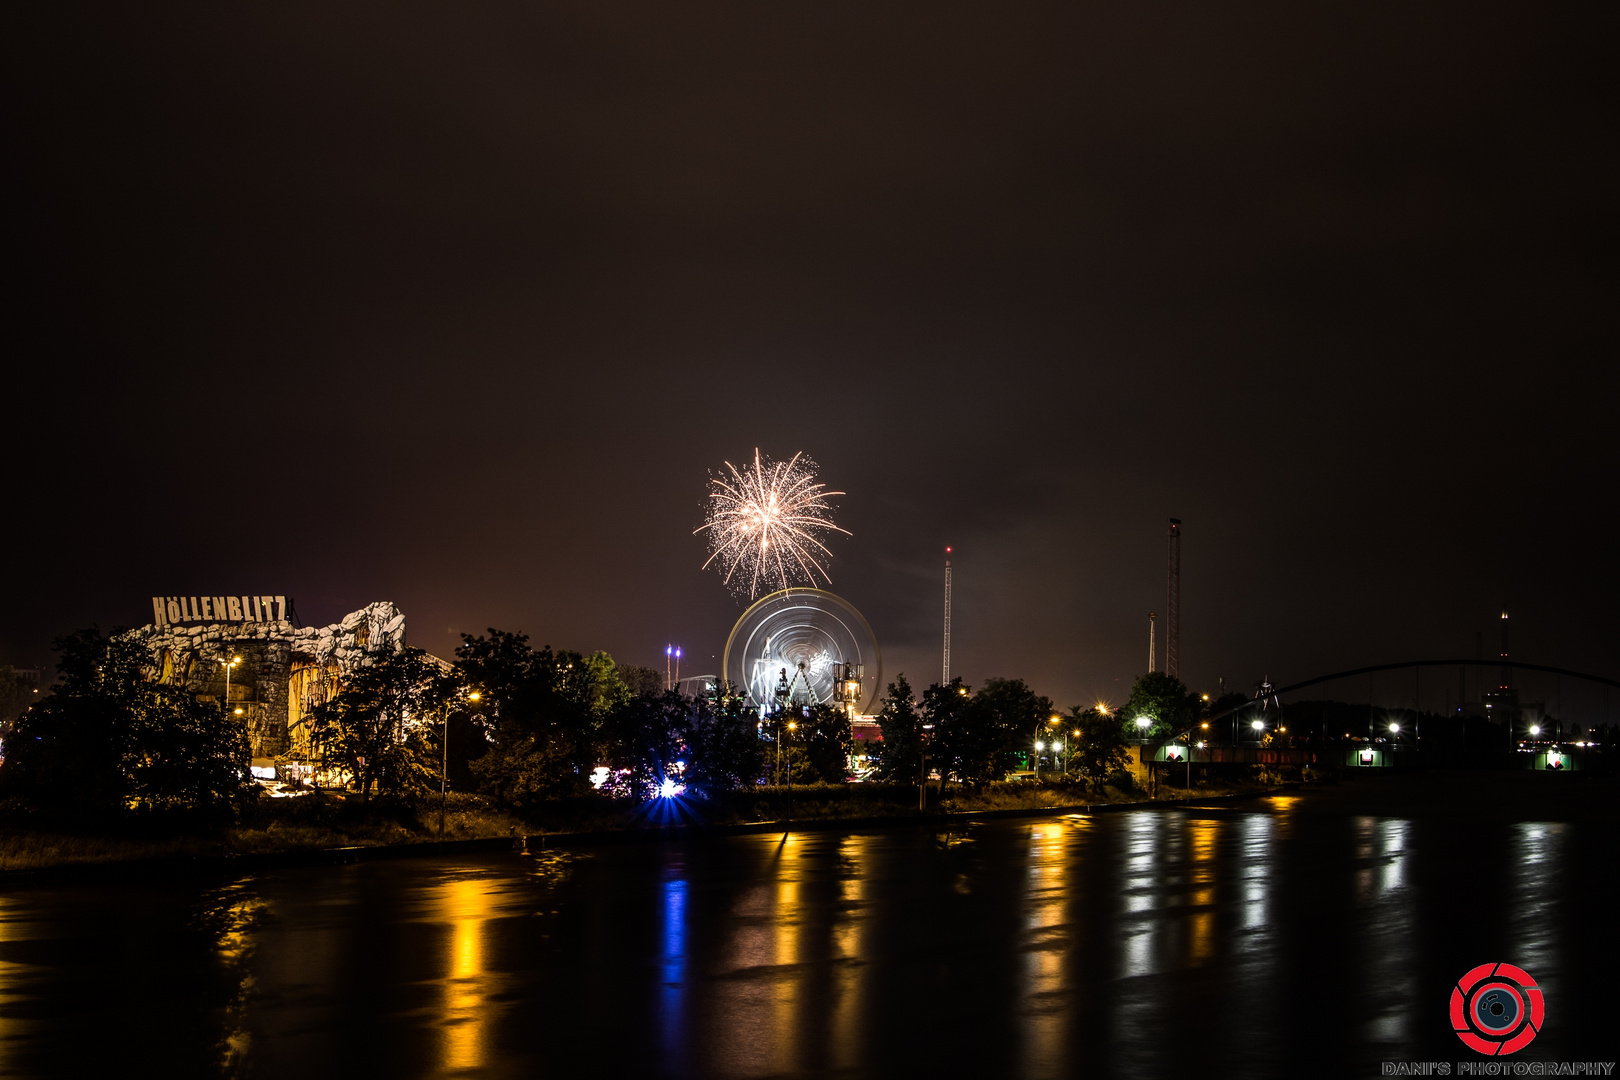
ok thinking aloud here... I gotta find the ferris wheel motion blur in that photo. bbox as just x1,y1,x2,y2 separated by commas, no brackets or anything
722,588,881,718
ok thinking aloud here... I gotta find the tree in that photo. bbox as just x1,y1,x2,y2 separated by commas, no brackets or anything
972,677,1054,783
685,684,766,795
0,666,37,729
873,674,924,782
921,678,974,793
306,647,454,801
1123,671,1198,742
455,630,612,805
797,702,854,783
1065,705,1132,793
0,628,252,819
600,687,691,799
924,677,1052,790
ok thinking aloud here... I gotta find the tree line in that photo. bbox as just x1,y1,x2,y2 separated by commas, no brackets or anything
0,624,1246,823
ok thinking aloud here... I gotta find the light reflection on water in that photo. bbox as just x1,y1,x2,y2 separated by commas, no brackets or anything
1358,817,1414,1044
660,861,688,1069
0,794,1606,1080
436,874,497,1072
1187,818,1217,965
0,896,20,1075
1510,822,1564,1002
1020,820,1068,1079
828,833,872,1075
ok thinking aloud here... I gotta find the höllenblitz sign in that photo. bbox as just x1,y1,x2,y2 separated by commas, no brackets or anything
152,596,289,628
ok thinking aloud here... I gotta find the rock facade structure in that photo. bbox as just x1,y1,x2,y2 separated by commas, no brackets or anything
120,602,408,759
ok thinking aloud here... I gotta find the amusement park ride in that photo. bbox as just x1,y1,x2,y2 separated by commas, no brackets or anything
723,587,880,720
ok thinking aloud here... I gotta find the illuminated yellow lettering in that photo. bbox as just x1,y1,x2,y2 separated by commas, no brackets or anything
226,597,244,621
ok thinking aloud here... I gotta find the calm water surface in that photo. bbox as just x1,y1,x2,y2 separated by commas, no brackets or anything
1,787,1614,1078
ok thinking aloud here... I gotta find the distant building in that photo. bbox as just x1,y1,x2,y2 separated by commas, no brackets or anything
120,599,409,760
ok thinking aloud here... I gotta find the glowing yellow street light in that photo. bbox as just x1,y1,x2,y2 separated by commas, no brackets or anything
446,689,484,834
218,654,242,720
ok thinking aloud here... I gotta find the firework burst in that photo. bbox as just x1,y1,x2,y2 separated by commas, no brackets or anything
697,448,850,599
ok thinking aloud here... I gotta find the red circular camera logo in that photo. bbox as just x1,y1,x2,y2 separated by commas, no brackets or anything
1450,962,1543,1056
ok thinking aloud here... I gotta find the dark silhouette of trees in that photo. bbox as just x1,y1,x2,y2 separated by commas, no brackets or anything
874,674,924,782
922,676,1054,791
305,647,454,802
1064,705,1132,793
1124,671,1198,741
796,702,854,783
972,677,1055,781
600,687,690,799
455,630,613,806
0,628,252,819
0,666,36,728
685,685,767,795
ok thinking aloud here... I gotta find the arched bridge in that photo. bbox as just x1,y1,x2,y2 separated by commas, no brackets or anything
1205,659,1620,728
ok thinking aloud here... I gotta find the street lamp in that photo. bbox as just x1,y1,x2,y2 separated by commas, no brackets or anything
218,654,242,718
1135,716,1152,743
785,719,798,825
786,720,798,787
1046,716,1063,777
442,689,482,835
919,721,934,811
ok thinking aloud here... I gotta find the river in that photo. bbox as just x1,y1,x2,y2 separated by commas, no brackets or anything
0,779,1613,1078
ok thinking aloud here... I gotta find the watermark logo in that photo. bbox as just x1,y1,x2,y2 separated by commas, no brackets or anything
1450,963,1544,1056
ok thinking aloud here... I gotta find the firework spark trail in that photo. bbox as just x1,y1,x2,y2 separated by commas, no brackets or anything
696,448,850,598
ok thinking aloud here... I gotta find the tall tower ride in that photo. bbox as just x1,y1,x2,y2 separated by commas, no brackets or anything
943,548,953,684
1166,518,1182,679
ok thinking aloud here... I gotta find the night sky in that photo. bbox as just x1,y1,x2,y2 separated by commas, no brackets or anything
6,3,1616,713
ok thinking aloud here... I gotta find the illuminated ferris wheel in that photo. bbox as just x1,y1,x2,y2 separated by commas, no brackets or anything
723,588,881,717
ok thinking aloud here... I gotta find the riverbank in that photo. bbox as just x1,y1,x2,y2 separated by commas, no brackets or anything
13,767,1604,880
0,776,1276,876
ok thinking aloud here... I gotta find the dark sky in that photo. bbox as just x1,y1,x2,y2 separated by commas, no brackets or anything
5,2,1616,712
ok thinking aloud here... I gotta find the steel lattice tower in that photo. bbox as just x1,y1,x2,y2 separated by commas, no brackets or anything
943,548,953,684
1166,518,1181,679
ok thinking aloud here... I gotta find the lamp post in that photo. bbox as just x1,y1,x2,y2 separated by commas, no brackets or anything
786,719,797,827
442,689,480,836
219,654,241,717
919,721,933,811
1134,717,1153,795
